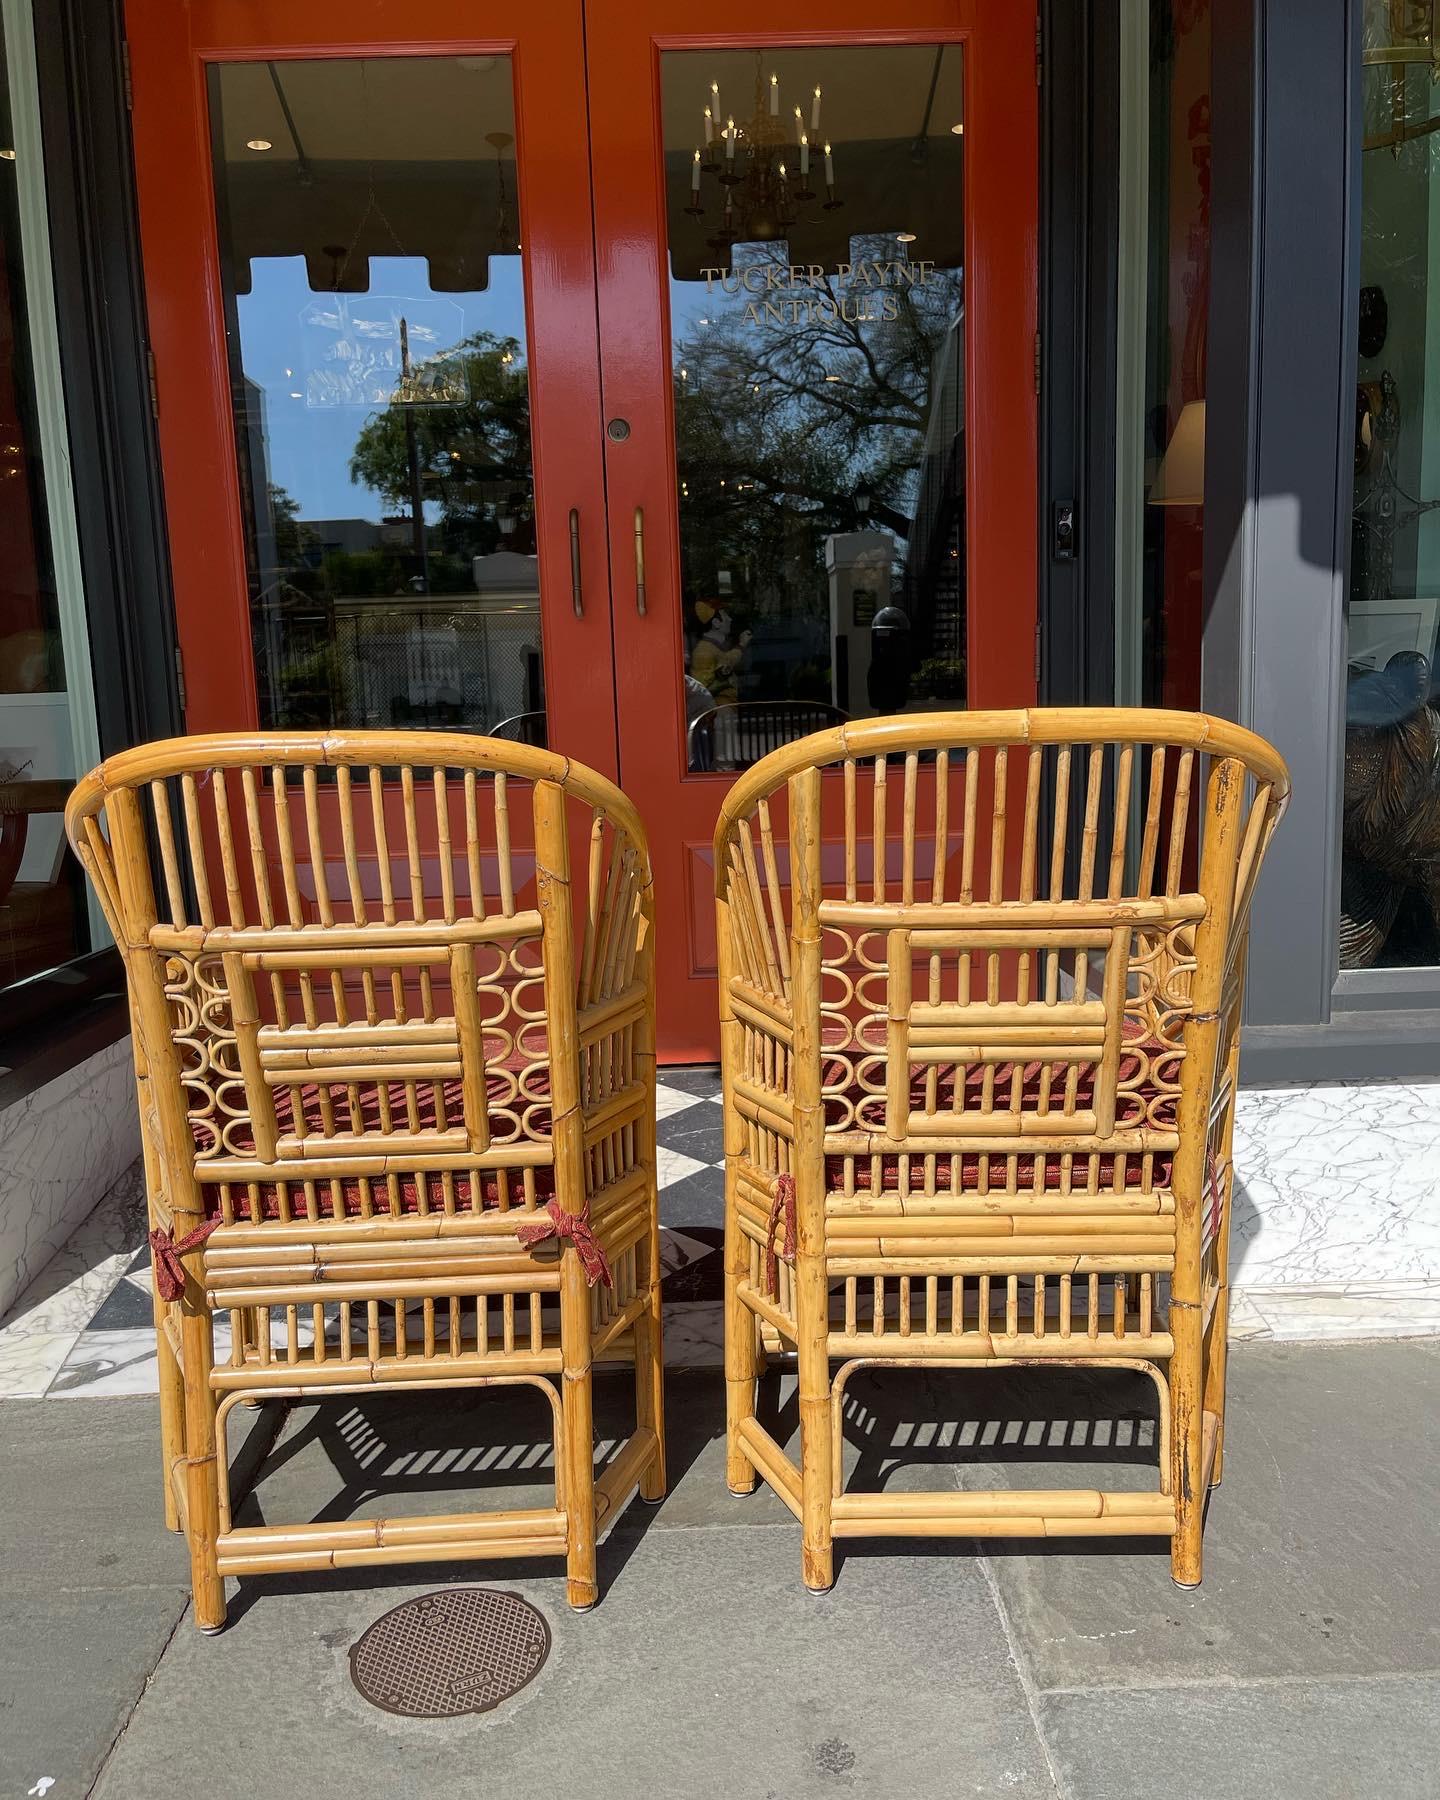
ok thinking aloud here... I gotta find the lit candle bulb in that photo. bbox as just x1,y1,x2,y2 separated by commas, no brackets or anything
794,104,804,145
824,141,834,185
770,73,779,115
726,116,736,161
811,85,822,132
703,106,714,146
692,147,702,192
710,80,721,124
799,133,810,177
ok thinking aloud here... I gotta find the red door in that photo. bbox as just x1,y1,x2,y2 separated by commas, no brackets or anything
586,7,1039,1056
126,1,1038,1062
125,0,617,769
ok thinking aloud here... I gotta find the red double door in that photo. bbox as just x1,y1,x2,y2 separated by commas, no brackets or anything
126,0,1038,1059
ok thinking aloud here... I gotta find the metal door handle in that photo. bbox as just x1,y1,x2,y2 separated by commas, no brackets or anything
633,506,647,616
568,508,583,618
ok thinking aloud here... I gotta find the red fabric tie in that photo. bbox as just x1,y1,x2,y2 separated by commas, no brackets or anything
1206,1147,1226,1242
149,1219,220,1302
764,1173,797,1299
515,1199,613,1289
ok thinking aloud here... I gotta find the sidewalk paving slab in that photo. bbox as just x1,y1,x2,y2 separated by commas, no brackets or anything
968,1341,1440,1693
0,1399,190,1800
1036,1675,1440,1800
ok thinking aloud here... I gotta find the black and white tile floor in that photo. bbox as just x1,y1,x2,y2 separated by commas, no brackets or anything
0,1067,729,1399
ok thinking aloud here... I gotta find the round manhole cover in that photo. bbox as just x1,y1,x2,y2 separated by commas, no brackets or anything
349,1588,551,1718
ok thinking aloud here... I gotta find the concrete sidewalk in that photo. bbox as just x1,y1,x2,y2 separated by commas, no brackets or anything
3,1339,1439,1799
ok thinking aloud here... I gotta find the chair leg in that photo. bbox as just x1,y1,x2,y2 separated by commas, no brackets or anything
1204,1287,1231,1489
634,1249,667,1503
1169,1303,1206,1589
560,1254,598,1611
724,1196,758,1496
179,1302,227,1632
795,1247,833,1592
154,1293,186,1533
797,1341,833,1593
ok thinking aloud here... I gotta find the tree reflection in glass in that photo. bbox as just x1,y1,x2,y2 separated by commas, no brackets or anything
665,44,968,772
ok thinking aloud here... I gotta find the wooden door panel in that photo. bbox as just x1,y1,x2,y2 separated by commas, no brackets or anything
125,0,616,773
587,6,1039,1058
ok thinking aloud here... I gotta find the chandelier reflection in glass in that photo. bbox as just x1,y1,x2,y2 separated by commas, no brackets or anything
687,56,841,249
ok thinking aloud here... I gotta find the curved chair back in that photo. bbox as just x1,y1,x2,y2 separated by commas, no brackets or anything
68,731,653,1240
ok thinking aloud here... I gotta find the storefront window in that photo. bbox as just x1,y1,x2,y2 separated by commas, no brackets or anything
0,25,98,1002
1342,3,1440,969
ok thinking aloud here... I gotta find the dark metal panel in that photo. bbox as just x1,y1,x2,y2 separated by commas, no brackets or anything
1243,1013,1440,1084
1039,0,1117,710
1201,0,1258,730
33,0,180,754
1244,0,1356,1030
1211,0,1356,1033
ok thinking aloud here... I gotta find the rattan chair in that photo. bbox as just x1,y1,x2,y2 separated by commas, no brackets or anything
713,708,1287,1591
66,731,665,1630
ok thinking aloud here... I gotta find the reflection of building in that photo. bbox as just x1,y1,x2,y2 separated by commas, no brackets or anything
301,517,386,558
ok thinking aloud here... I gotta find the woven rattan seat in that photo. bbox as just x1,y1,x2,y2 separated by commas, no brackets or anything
67,731,666,1630
714,708,1287,1592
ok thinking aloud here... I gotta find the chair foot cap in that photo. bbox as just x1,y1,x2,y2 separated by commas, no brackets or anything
569,1600,597,1614
198,1624,226,1636
804,1582,834,1596
1171,1577,1202,1592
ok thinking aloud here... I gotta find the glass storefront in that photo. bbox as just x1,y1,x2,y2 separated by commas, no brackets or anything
0,22,98,999
1342,2,1440,969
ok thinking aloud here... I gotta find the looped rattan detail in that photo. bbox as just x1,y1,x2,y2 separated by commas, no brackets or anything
65,729,666,1629
714,707,1287,1592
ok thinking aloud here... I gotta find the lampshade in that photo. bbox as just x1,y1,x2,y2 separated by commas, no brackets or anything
1149,399,1206,507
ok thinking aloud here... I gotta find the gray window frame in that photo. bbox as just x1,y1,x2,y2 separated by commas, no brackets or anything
1204,0,1440,1082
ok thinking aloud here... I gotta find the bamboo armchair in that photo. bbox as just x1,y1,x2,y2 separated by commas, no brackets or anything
65,731,665,1630
714,709,1288,1591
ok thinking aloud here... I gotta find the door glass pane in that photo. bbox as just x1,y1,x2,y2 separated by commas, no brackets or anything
1342,7,1440,968
208,58,545,741
661,45,966,771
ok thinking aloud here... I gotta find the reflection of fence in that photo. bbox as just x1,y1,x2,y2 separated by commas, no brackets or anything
689,700,848,772
331,598,542,731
